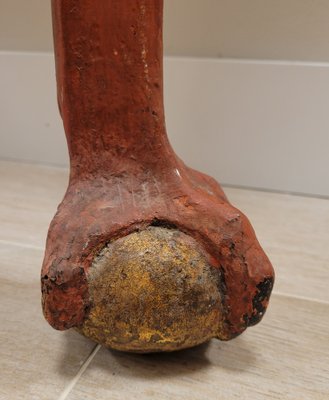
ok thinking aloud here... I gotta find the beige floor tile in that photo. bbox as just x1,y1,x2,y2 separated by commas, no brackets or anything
1,161,329,399
0,160,68,248
0,243,44,283
0,243,95,400
1,160,328,302
267,247,329,302
225,187,329,301
66,295,329,400
225,187,329,258
1,161,328,302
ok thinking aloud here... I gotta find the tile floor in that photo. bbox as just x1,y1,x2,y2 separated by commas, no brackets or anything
0,160,328,400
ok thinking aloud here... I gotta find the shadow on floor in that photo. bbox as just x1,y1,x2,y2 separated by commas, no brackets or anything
58,330,257,380
91,337,256,379
105,341,212,378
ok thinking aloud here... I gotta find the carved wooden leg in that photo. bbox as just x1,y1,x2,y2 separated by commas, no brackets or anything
41,0,274,352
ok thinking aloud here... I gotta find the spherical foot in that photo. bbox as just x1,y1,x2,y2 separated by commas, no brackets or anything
78,227,225,352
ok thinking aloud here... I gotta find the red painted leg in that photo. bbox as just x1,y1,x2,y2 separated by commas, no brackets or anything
41,0,274,351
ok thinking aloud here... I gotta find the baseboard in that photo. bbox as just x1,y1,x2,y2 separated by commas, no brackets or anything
1,51,328,196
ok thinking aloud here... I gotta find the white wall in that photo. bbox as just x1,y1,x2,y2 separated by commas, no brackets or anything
1,52,328,197
2,0,329,61
1,1,329,196
0,0,52,52
164,0,329,61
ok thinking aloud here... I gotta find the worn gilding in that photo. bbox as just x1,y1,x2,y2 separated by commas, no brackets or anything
78,227,225,352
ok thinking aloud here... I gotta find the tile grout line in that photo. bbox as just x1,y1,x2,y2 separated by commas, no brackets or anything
222,183,329,200
57,344,102,400
0,239,44,251
273,290,329,306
